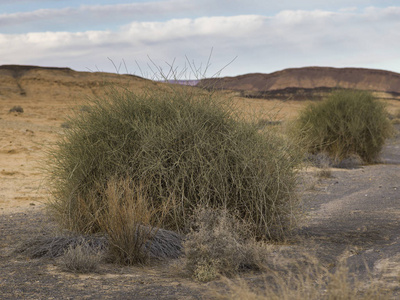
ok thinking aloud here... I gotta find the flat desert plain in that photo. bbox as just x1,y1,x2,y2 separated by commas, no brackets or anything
1,71,400,299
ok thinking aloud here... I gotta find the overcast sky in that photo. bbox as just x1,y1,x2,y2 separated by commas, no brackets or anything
1,0,400,78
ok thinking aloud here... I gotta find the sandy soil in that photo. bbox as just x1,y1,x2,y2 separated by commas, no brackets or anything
1,88,400,298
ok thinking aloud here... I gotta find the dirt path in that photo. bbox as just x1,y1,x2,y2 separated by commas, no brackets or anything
298,125,400,286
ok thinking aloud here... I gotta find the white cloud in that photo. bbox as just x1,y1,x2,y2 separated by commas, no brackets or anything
3,0,398,34
0,0,196,33
1,6,400,76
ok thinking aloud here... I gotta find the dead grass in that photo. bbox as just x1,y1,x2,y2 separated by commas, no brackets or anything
183,207,270,282
61,242,103,273
96,178,167,265
212,256,393,300
16,234,108,259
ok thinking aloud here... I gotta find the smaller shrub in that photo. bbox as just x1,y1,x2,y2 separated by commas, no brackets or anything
61,243,103,273
184,207,268,282
294,90,393,163
9,106,24,113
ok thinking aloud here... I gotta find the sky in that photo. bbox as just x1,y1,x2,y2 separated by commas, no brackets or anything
1,0,400,78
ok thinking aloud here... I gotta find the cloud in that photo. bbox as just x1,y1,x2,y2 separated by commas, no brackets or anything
1,6,400,76
3,0,399,34
0,0,196,33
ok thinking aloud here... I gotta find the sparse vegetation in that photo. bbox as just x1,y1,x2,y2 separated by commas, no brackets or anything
4,63,400,298
213,257,392,300
294,90,393,163
61,242,103,273
47,85,301,241
184,207,268,282
9,105,24,113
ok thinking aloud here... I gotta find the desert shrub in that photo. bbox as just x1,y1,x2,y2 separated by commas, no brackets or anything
184,207,268,281
61,242,103,273
47,85,300,240
9,105,24,113
294,90,393,163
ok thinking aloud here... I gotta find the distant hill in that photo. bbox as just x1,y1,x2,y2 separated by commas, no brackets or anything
0,64,152,101
2,65,400,102
197,67,400,100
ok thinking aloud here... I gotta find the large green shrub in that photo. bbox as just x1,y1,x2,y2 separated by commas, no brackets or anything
295,90,393,163
48,85,300,240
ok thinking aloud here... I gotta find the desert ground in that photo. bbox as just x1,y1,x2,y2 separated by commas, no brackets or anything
1,70,400,299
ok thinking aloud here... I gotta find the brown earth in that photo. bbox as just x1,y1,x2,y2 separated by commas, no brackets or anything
198,66,400,100
1,65,400,299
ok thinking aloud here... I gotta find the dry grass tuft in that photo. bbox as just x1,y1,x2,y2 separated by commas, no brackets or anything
213,257,392,300
184,207,270,282
95,178,170,265
16,227,182,263
61,242,103,273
